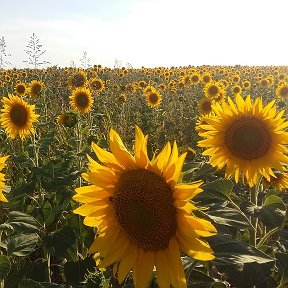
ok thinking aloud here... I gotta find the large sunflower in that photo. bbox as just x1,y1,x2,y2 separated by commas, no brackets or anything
198,94,288,187
69,87,94,114
0,94,39,139
28,80,45,98
73,127,216,288
0,156,9,202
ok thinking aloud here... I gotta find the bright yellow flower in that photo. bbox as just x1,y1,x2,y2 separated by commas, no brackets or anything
69,87,93,114
198,94,288,187
73,127,216,288
0,94,39,139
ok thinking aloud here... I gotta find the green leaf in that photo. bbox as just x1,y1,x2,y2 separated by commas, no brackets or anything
6,233,40,256
64,257,96,286
257,195,286,228
210,235,275,288
203,179,234,200
211,235,274,266
0,255,10,281
207,205,252,228
7,211,42,233
44,226,77,259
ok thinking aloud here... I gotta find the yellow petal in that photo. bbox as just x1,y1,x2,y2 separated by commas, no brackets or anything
133,249,154,288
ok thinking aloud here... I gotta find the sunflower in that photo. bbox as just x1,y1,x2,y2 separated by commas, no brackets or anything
276,81,288,99
89,78,105,93
231,85,242,95
28,80,45,98
69,87,94,114
73,127,216,288
0,156,9,202
262,172,288,191
68,70,87,90
57,111,78,128
198,97,214,115
14,82,27,97
0,94,39,139
204,81,224,100
201,72,212,84
198,94,288,187
145,90,162,108
242,80,251,89
190,72,200,85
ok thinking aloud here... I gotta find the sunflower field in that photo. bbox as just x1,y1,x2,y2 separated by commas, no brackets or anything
0,65,288,288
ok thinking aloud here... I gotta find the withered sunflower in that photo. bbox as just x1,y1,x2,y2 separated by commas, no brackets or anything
0,156,9,202
73,126,216,288
69,87,94,114
0,94,39,139
198,94,288,187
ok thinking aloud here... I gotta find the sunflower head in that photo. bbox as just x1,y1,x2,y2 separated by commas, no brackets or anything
0,94,39,139
198,94,288,187
73,126,216,288
204,81,224,100
145,90,162,108
276,81,288,99
262,172,288,191
89,78,105,93
198,97,214,115
69,87,94,114
57,111,78,128
28,80,45,98
68,71,87,90
0,156,9,202
14,82,27,97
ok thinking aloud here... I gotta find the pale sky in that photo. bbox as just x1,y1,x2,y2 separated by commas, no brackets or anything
1,0,287,68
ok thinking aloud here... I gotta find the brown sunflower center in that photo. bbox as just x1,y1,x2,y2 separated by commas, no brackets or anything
75,92,89,108
191,75,199,82
31,84,42,96
113,168,177,251
202,100,212,112
10,104,28,127
73,74,85,87
92,80,102,90
203,76,210,83
16,85,25,94
148,93,159,104
233,86,241,94
225,117,272,160
280,87,288,97
208,85,218,96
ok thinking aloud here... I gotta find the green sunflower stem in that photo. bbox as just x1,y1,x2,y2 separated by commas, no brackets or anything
32,133,44,207
249,182,259,247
